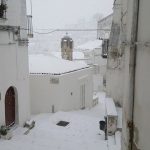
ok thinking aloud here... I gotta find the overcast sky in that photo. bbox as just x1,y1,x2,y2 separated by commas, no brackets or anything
26,0,113,29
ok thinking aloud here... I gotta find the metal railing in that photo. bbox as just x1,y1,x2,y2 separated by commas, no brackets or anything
27,15,33,38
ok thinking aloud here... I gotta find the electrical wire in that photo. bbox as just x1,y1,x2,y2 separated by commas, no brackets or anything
19,27,111,34
33,29,58,34
32,28,111,35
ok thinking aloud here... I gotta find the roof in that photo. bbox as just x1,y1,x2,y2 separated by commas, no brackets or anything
51,51,85,60
98,13,113,24
29,54,89,75
76,40,102,51
73,51,85,60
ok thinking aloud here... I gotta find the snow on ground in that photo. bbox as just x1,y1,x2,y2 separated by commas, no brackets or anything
0,92,121,150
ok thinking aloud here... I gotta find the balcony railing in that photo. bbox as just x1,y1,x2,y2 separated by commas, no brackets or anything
27,15,33,38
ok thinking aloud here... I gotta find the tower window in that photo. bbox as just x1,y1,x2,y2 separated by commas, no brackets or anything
0,0,7,19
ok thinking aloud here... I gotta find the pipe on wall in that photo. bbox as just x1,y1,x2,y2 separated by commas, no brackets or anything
128,0,140,149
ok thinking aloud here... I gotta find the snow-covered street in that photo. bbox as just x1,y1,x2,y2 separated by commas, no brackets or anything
0,93,120,150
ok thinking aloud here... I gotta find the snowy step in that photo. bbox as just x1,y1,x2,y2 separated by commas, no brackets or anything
105,98,117,117
105,98,118,136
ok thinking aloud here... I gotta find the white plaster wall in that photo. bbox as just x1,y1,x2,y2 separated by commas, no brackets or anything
106,0,124,106
93,74,103,92
83,48,107,93
107,0,150,149
59,68,93,111
129,0,150,149
0,44,30,126
30,68,93,115
106,68,124,106
97,14,113,39
0,0,30,126
30,75,62,114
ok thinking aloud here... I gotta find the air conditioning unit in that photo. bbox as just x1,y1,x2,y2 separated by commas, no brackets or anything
105,98,118,135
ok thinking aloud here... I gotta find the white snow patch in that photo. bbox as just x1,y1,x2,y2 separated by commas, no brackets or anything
51,51,85,60
29,54,88,74
0,92,121,150
105,98,118,117
76,40,102,51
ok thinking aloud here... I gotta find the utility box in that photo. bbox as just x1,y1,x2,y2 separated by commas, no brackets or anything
105,98,118,135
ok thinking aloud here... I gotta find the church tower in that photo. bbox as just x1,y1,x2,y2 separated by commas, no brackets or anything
61,33,73,61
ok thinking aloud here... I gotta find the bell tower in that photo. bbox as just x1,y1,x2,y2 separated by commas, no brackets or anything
61,33,73,61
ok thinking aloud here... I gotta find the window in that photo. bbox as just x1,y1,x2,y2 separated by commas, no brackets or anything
0,0,7,19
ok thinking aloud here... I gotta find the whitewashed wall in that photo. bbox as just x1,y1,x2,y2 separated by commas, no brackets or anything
106,0,150,149
97,14,113,39
0,0,30,126
82,48,107,93
106,0,124,106
122,0,150,149
30,68,93,114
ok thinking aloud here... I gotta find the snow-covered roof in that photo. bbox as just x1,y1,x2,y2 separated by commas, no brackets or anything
76,40,102,51
29,54,89,75
51,51,85,60
73,52,85,60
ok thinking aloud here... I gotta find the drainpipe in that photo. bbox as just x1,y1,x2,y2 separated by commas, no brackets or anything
128,0,140,149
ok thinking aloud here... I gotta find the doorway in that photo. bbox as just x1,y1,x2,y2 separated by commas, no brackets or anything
80,84,85,109
5,87,16,127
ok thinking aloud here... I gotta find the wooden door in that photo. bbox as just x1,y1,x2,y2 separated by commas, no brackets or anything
5,87,15,127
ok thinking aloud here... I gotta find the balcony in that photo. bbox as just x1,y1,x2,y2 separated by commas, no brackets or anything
27,15,33,38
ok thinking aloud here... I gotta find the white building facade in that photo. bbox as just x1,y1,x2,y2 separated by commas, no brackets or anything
77,40,107,92
29,54,93,114
0,0,30,127
97,14,113,40
106,0,150,149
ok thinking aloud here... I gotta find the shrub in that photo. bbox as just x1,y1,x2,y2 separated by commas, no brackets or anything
0,126,8,136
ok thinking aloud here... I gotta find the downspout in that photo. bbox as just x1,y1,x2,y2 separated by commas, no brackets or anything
128,0,140,149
